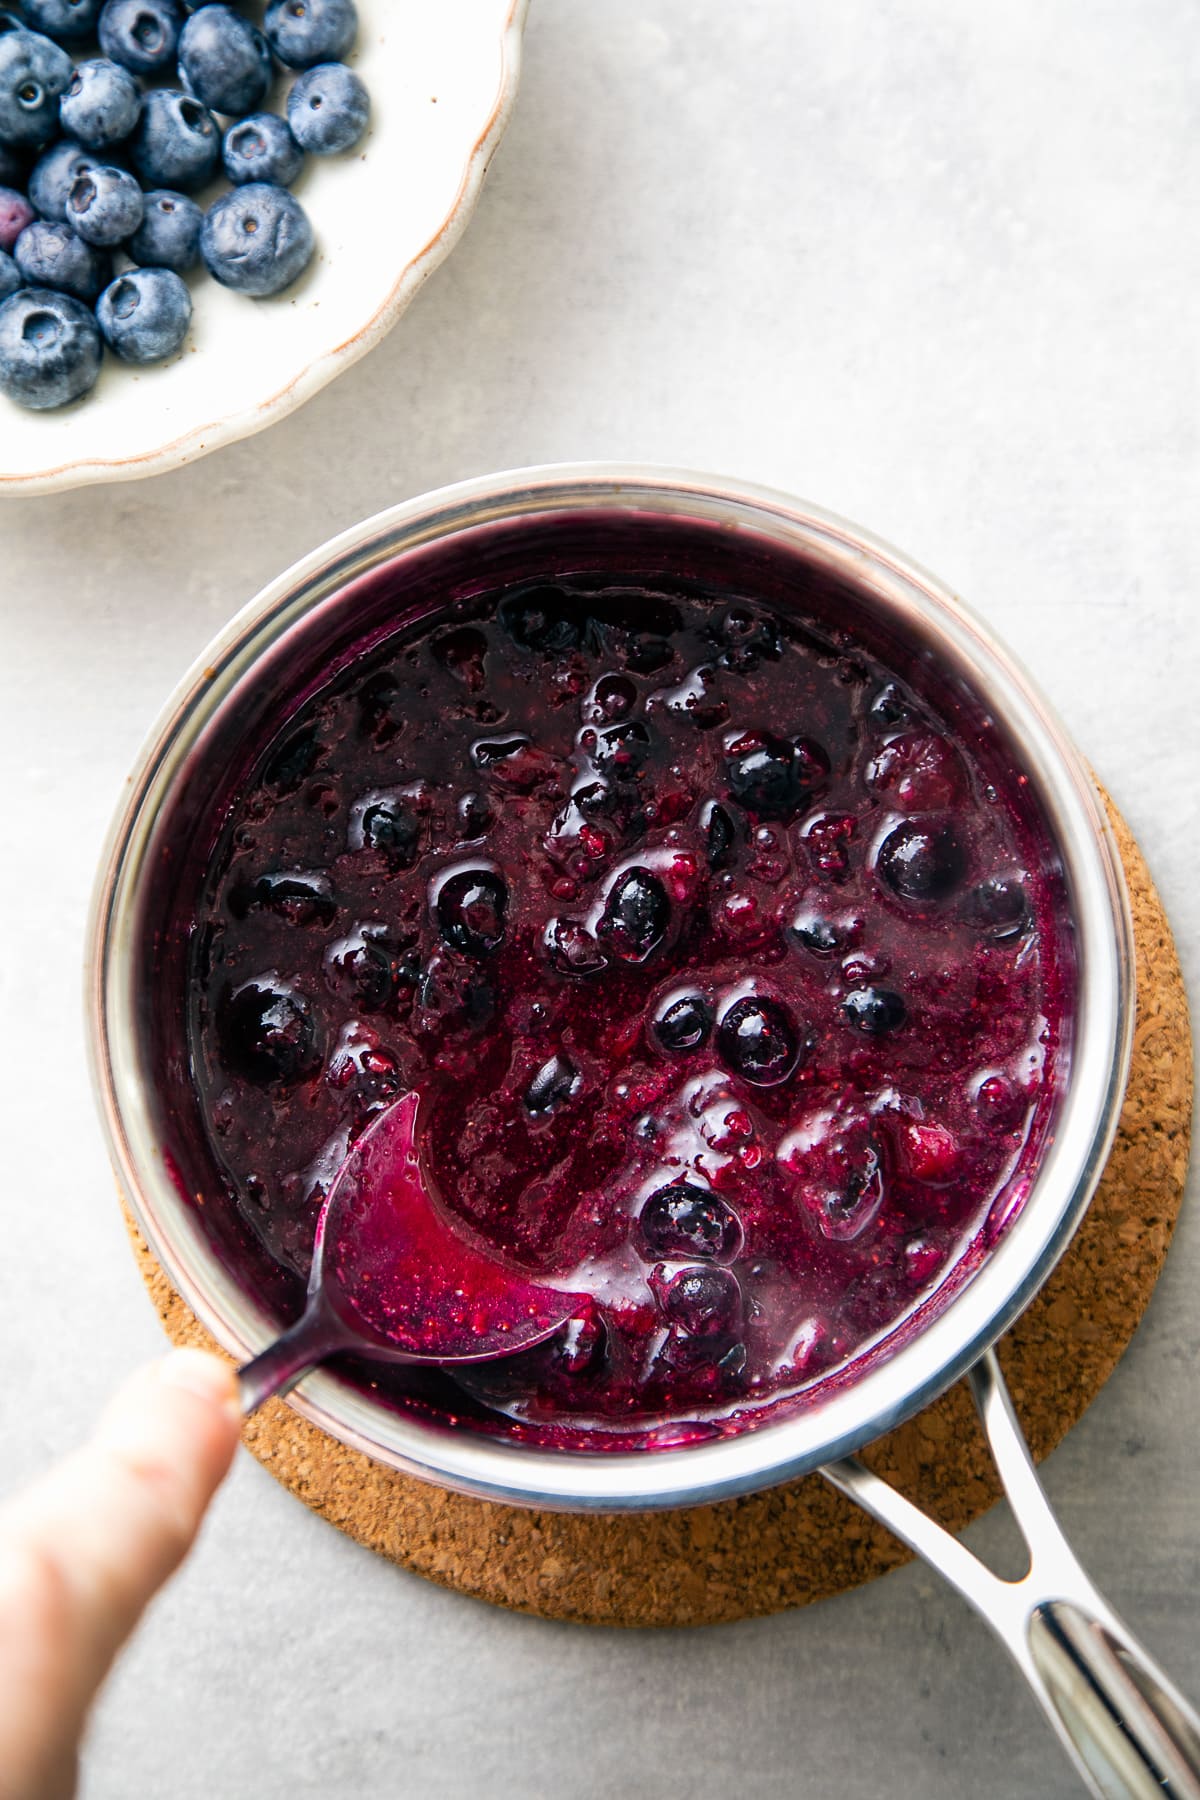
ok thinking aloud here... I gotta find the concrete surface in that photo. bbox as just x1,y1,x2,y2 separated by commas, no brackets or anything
1,3,1197,1795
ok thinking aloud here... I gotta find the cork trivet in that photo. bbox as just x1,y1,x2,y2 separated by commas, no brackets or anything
124,797,1193,1627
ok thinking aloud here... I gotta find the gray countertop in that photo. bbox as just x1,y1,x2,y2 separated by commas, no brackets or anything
2,3,1197,1795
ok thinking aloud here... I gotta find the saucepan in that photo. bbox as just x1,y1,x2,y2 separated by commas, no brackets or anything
86,466,1199,1798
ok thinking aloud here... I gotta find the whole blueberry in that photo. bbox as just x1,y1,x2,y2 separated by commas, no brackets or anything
67,163,144,245
433,866,507,956
523,1052,579,1116
702,798,737,869
287,61,368,154
264,0,357,69
21,0,105,38
717,994,802,1087
127,187,202,270
0,244,18,298
132,87,218,190
59,58,141,150
98,0,184,74
640,1183,741,1261
597,867,670,963
661,1265,741,1340
28,137,98,220
14,217,110,299
0,181,32,249
876,819,966,903
222,111,303,186
651,989,713,1053
200,180,314,294
96,265,190,361
843,986,907,1036
0,28,72,150
725,731,829,821
179,5,271,116
217,979,320,1086
0,285,102,408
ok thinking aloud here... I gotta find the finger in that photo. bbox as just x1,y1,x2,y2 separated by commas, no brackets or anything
0,1350,241,1800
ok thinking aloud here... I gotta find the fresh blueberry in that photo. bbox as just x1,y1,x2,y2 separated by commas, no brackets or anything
597,867,669,962
131,88,218,190
67,163,144,245
843,986,907,1035
20,0,104,38
964,875,1029,940
127,187,202,270
0,28,72,150
264,0,357,69
661,1265,741,1339
876,819,966,903
287,61,369,154
200,180,314,294
217,979,320,1085
28,137,96,220
98,0,184,74
497,584,584,653
640,1183,741,1261
0,245,18,298
0,285,101,408
96,266,191,361
0,181,31,249
651,989,713,1053
725,731,829,820
717,994,801,1086
222,111,303,186
14,217,110,299
59,58,140,150
179,4,271,116
434,866,507,956
701,798,736,869
523,1052,579,1115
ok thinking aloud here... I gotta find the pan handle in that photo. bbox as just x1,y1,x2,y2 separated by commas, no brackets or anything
822,1350,1200,1799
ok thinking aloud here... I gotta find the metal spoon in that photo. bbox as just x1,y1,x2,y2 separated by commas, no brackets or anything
236,1091,582,1414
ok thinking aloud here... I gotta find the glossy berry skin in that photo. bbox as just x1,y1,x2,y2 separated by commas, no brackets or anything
842,985,907,1036
264,0,357,69
96,265,191,362
98,0,184,75
0,181,32,249
286,60,368,154
640,1183,741,1261
597,868,670,962
131,87,218,190
178,4,271,117
523,1053,579,1115
725,730,827,821
127,187,202,270
200,180,314,294
876,818,966,903
0,28,72,150
22,0,105,35
0,245,18,298
717,994,801,1086
661,1266,741,1339
217,980,320,1086
222,111,303,186
59,57,140,150
0,285,101,408
67,163,144,245
651,989,713,1053
14,217,110,300
434,867,508,956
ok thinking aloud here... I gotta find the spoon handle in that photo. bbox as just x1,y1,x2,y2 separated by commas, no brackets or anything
237,1303,348,1415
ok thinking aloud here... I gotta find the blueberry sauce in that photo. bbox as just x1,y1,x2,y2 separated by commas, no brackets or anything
183,544,1072,1449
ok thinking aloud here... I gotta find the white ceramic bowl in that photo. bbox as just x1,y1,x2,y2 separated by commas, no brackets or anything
0,0,526,497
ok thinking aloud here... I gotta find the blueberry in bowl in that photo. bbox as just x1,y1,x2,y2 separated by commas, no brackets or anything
286,60,368,154
200,180,314,294
96,265,191,362
265,0,358,70
126,186,201,270
221,111,303,187
177,4,271,119
0,283,101,406
58,56,140,149
66,161,144,245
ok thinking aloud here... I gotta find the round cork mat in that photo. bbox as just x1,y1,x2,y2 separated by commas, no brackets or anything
124,796,1193,1627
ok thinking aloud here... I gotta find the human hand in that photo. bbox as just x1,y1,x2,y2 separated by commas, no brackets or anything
0,1350,241,1800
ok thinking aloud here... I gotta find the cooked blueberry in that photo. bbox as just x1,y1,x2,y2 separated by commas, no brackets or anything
523,1052,579,1115
217,980,320,1085
965,876,1029,940
27,138,98,222
661,1266,741,1338
0,183,31,252
222,111,304,187
868,682,913,728
132,88,218,191
97,267,191,362
702,799,737,869
98,0,184,75
544,916,608,976
201,181,314,294
434,866,507,956
470,733,530,769
498,584,584,653
264,0,357,69
264,726,319,794
59,58,139,150
127,188,202,271
0,285,100,408
651,990,713,1052
624,633,673,673
585,672,637,722
415,954,497,1035
287,60,369,154
431,624,488,690
14,220,111,301
0,246,17,300
68,165,144,246
597,868,669,962
22,0,104,40
350,794,421,868
324,923,415,1013
877,819,966,902
640,1183,740,1260
789,909,841,955
717,994,801,1086
0,27,71,150
716,605,782,672
179,4,271,116
546,1310,607,1377
843,986,907,1035
456,791,493,839
590,720,651,782
229,869,335,926
725,731,828,820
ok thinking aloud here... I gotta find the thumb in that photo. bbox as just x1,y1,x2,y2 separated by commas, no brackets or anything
0,1349,241,1800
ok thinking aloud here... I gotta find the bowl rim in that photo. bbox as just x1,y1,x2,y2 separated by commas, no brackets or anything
86,462,1135,1512
0,0,528,499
